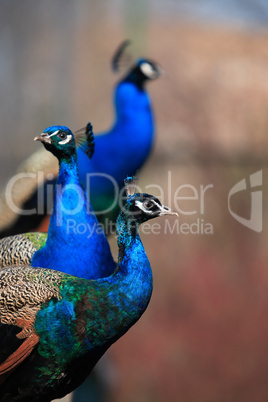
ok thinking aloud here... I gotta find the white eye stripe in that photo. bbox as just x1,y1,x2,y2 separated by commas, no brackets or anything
140,62,157,79
58,134,72,145
135,199,159,214
47,130,60,138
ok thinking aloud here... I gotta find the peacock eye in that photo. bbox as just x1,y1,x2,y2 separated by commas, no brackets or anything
143,199,154,210
58,132,67,140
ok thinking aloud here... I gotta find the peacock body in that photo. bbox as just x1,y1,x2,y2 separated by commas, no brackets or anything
0,190,177,401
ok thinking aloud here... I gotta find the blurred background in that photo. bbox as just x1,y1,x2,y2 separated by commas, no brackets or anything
1,1,268,401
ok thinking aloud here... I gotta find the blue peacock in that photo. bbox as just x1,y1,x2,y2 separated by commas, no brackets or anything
0,41,161,238
0,123,116,280
0,180,177,401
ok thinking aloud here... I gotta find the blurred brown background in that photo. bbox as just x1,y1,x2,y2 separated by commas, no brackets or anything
1,1,268,401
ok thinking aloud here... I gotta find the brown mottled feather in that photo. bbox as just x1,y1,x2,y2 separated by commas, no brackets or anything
0,333,39,375
0,266,63,375
0,233,46,268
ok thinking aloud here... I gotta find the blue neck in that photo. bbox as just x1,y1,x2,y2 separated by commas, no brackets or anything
49,154,83,229
82,214,153,348
58,154,80,185
114,213,153,295
32,153,116,279
97,215,153,345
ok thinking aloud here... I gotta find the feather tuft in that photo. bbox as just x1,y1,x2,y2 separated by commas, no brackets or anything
111,40,132,73
124,176,138,197
74,122,95,159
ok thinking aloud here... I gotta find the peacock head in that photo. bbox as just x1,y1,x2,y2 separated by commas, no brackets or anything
34,122,95,160
112,40,162,89
135,58,162,81
122,58,162,90
124,193,177,224
120,177,178,227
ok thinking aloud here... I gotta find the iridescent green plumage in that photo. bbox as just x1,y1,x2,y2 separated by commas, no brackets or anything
0,191,177,401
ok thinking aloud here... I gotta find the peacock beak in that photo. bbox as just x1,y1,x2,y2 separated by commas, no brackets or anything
156,64,165,77
159,205,178,217
34,133,52,144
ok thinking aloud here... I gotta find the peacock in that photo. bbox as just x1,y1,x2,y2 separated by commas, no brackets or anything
0,41,161,238
0,123,116,279
0,182,177,401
